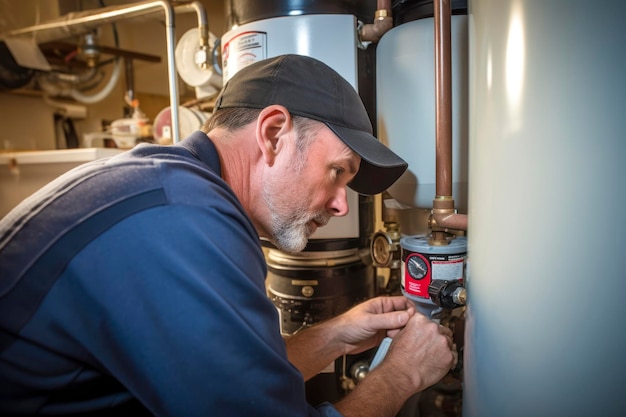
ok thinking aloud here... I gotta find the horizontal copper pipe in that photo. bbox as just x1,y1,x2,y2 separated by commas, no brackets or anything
431,212,468,231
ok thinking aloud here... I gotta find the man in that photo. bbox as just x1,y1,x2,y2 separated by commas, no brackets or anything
0,54,455,416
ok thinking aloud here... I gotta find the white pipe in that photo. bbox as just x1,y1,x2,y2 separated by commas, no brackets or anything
3,0,177,43
0,0,199,143
70,58,122,104
176,1,209,47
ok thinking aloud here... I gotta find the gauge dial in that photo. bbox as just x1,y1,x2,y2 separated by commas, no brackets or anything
371,233,393,267
407,255,428,280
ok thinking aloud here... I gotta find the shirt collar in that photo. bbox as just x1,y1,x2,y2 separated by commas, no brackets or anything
177,131,222,177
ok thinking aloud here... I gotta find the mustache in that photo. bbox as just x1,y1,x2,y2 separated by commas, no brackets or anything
312,213,331,227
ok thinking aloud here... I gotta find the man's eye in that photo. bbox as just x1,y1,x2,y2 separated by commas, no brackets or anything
334,167,345,176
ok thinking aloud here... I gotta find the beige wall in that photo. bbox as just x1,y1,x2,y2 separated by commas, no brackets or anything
0,0,226,150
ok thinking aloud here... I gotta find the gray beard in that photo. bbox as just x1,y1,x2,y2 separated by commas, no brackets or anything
262,183,311,253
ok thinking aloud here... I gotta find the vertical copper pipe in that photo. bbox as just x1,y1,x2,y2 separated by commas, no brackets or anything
430,0,467,238
434,0,453,199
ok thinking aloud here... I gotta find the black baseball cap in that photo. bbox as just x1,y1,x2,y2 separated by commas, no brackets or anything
214,54,408,195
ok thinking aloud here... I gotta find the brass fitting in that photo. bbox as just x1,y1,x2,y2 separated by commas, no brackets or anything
375,9,391,20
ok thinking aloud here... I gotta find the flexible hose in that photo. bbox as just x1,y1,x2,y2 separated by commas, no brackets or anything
70,57,122,104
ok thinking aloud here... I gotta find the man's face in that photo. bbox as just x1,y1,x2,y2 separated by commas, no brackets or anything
263,124,360,253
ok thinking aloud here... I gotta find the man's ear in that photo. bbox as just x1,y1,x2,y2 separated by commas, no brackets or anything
256,105,293,166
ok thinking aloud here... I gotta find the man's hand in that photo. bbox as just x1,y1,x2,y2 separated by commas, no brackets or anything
332,296,417,355
333,304,457,417
381,313,456,391
285,296,415,379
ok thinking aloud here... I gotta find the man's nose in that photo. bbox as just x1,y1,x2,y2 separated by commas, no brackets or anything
327,187,349,217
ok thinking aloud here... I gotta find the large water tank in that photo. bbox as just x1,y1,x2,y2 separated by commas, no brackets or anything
376,3,468,211
465,1,626,415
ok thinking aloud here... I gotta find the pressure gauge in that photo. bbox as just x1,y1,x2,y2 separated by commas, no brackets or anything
371,231,394,267
407,255,428,280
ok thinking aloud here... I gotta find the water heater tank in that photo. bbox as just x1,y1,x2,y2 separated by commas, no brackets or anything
465,1,626,415
376,8,468,211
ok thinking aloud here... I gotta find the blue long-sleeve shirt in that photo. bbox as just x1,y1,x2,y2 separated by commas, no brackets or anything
0,131,342,417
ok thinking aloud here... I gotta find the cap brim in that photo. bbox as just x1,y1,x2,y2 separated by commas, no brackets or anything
326,123,408,195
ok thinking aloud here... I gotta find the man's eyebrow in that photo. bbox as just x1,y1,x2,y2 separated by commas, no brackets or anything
344,157,359,175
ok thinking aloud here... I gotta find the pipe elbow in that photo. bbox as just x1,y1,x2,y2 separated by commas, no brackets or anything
359,17,393,42
359,14,393,43
430,212,468,232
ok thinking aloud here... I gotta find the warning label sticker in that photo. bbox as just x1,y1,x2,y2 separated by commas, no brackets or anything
222,31,267,81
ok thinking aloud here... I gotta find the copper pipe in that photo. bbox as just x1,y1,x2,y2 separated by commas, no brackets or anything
429,0,468,236
430,212,468,232
359,0,393,43
378,0,391,10
434,0,453,200
430,195,467,234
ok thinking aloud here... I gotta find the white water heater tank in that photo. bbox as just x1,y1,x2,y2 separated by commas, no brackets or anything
376,14,468,211
465,1,626,415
